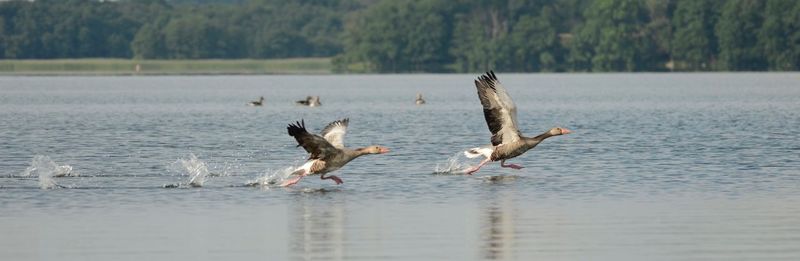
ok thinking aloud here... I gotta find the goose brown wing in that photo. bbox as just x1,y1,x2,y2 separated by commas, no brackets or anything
475,71,522,146
287,120,339,160
320,118,348,149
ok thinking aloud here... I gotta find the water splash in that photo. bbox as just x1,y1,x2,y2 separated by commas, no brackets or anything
434,152,473,174
210,160,240,177
169,154,210,187
246,166,297,187
20,155,73,189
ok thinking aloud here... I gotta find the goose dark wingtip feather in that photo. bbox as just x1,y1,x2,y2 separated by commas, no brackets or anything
477,71,497,89
287,119,307,137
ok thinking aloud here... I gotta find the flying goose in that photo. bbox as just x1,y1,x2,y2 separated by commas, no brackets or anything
463,71,572,174
281,118,389,186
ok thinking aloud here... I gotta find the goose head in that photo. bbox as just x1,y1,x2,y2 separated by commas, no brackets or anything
359,146,390,154
549,127,572,136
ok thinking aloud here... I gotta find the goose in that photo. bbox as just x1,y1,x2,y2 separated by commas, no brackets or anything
281,118,389,187
248,96,264,106
463,71,572,174
296,96,321,107
415,93,426,105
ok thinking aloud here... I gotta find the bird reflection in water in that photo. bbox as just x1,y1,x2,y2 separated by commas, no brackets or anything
481,193,517,260
289,195,346,261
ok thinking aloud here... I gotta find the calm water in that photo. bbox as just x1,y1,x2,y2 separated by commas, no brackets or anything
1,74,799,260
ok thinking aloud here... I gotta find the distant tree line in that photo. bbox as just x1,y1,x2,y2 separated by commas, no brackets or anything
1,0,798,72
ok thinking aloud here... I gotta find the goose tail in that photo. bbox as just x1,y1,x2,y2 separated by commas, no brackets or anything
464,147,492,159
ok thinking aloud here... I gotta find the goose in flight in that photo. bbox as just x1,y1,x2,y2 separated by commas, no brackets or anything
463,71,572,174
281,118,389,186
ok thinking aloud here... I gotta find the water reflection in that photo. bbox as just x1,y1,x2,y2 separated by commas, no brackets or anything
481,190,517,260
289,194,346,261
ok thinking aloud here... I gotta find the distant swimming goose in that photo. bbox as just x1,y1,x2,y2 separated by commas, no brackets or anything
281,118,389,186
248,96,264,106
415,93,426,105
296,96,321,107
463,71,572,174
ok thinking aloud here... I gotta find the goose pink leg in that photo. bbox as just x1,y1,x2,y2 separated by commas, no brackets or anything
500,160,524,169
464,158,491,175
281,176,304,187
281,169,307,187
321,174,343,185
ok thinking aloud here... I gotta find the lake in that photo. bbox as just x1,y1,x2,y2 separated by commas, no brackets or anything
1,73,799,260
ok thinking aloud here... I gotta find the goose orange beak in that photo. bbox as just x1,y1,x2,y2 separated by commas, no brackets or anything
379,147,390,154
561,128,572,135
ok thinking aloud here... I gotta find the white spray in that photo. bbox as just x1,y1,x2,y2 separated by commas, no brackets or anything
247,166,297,187
434,152,473,174
170,154,210,187
20,155,73,189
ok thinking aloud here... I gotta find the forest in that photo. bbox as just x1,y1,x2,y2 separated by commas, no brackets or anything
0,0,798,72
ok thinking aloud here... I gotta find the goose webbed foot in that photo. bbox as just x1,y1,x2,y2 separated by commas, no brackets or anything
464,159,491,175
321,174,344,185
500,161,524,170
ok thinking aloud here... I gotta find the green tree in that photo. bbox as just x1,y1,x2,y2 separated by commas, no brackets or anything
449,0,556,72
132,22,167,59
509,7,560,72
715,0,766,71
341,0,451,72
2,0,800,72
759,0,800,70
450,12,502,72
162,15,223,58
671,0,717,70
570,0,656,71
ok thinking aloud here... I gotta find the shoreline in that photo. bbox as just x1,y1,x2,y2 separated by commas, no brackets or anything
0,58,333,75
1,58,796,76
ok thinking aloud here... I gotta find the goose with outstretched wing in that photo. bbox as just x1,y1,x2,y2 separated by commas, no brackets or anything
282,118,389,186
463,71,572,174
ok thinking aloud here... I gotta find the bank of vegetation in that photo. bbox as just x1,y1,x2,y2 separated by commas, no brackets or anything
0,58,330,75
1,0,798,73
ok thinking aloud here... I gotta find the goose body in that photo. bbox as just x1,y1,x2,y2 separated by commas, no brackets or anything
281,118,389,186
415,93,426,105
296,96,321,107
463,71,571,174
248,96,264,106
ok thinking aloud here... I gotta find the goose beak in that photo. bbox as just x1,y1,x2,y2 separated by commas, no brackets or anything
379,147,390,154
561,128,572,135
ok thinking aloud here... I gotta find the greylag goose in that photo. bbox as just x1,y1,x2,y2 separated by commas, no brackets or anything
296,96,321,107
248,96,264,106
463,71,571,174
415,93,426,105
281,118,389,186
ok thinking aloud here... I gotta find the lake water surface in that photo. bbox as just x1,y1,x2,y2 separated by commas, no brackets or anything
1,73,799,260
